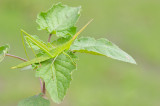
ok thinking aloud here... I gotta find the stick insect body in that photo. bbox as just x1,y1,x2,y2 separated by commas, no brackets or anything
11,19,93,69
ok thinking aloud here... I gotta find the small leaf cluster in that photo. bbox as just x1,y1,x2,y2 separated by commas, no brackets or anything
0,44,9,62
0,3,136,105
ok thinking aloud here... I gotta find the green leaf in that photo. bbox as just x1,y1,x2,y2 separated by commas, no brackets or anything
70,37,136,64
56,26,77,38
0,44,10,62
52,36,71,47
36,52,77,103
12,20,91,69
36,3,81,37
18,94,50,106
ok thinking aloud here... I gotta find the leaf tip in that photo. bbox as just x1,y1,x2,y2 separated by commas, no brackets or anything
132,60,137,65
126,55,137,64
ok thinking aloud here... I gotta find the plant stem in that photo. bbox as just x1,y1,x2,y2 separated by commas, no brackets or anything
48,34,52,42
6,53,27,62
39,78,46,96
42,81,46,95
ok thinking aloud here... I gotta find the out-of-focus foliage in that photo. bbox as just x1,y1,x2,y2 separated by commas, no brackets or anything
0,0,160,106
18,94,50,106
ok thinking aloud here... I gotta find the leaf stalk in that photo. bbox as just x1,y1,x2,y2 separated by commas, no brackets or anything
48,34,52,42
6,53,27,62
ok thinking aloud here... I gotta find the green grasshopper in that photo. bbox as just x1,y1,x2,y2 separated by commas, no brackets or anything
11,19,93,69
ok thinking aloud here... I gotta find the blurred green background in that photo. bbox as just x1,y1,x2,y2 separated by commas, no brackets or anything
0,0,160,106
